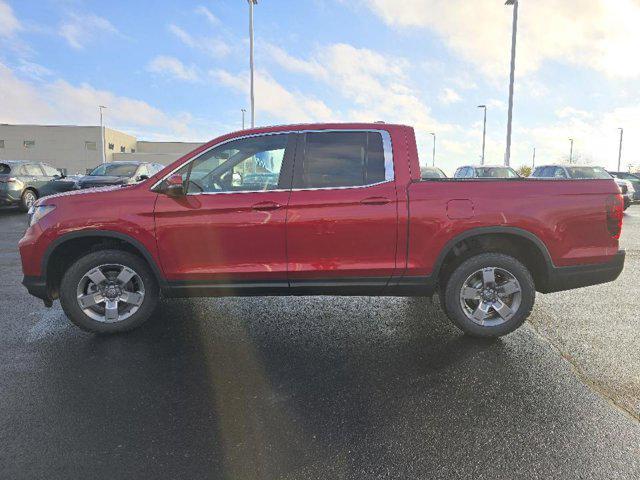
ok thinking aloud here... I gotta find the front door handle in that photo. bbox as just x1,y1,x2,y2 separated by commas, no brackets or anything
252,201,283,211
360,196,391,206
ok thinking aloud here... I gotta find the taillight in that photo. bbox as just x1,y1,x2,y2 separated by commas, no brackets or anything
606,194,624,239
0,177,17,183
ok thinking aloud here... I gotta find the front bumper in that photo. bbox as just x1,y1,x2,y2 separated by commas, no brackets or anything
22,275,49,301
543,250,626,293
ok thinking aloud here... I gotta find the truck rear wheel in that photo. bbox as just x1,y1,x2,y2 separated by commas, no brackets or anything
443,253,535,338
59,249,159,333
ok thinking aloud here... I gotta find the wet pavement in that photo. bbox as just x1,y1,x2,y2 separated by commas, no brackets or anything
0,206,638,479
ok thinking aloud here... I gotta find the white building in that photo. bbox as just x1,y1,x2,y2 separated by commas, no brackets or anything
0,124,203,174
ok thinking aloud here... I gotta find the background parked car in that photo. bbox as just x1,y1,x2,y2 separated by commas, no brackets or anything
0,160,61,211
608,171,640,203
614,179,635,210
453,165,520,179
41,161,165,195
420,166,447,179
531,165,612,179
532,164,632,210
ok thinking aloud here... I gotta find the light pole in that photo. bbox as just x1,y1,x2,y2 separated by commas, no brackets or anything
478,105,487,165
569,138,574,164
248,0,258,128
98,105,107,164
241,109,247,130
617,128,624,171
532,146,536,168
504,0,519,167
429,132,436,167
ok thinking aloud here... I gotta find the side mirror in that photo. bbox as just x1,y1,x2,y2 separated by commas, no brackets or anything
137,175,149,182
163,173,185,197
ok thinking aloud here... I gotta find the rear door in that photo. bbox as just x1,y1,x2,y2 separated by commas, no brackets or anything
23,164,47,192
286,130,398,291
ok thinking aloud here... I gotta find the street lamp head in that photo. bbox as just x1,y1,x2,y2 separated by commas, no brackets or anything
477,105,486,109
248,0,258,4
430,132,436,137
505,0,517,5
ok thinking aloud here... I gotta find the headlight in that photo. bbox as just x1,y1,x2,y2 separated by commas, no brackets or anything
28,205,56,227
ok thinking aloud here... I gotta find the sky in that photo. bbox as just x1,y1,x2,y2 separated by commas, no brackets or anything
2,0,640,174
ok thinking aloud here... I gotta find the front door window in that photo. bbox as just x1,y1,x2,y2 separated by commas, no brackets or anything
175,135,289,194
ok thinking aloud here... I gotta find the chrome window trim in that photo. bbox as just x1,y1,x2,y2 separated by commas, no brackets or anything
151,129,395,194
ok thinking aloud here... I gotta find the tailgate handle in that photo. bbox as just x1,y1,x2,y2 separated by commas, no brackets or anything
360,196,391,206
252,201,283,211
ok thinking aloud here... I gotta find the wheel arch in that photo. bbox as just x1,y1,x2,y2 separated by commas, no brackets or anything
433,226,554,292
43,230,165,299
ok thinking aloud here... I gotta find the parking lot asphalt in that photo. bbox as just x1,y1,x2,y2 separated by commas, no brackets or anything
0,206,639,480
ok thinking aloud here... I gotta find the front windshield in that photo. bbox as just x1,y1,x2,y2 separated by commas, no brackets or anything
615,172,640,181
566,167,611,179
89,163,139,177
476,167,519,178
421,167,446,179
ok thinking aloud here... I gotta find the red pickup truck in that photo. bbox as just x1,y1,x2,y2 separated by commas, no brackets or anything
19,123,625,337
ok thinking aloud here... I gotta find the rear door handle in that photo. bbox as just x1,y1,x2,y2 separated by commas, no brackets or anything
360,197,391,206
252,201,283,211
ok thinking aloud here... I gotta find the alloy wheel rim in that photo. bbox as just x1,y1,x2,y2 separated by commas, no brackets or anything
25,192,36,208
459,267,522,327
76,263,145,323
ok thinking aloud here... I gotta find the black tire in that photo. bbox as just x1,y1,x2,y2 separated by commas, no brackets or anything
59,249,159,333
443,253,535,338
20,189,38,212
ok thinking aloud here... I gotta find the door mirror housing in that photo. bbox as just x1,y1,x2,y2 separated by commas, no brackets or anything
163,173,185,197
137,175,149,182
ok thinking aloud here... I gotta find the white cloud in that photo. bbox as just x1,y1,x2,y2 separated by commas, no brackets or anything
517,105,640,171
440,87,461,105
264,42,452,158
16,60,53,80
556,106,592,120
147,55,199,82
486,99,506,110
361,0,640,79
212,69,334,124
169,24,231,58
195,5,220,26
59,13,119,49
0,61,201,140
265,43,326,77
0,0,20,38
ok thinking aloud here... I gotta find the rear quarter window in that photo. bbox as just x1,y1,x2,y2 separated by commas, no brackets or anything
0,163,11,175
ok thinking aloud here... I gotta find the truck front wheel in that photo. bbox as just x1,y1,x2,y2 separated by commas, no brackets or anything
443,253,535,338
59,249,159,333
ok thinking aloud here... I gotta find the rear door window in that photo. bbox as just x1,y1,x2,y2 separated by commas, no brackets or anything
24,164,44,176
294,131,390,189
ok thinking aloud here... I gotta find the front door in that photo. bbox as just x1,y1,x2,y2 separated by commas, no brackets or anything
154,133,295,288
286,130,399,291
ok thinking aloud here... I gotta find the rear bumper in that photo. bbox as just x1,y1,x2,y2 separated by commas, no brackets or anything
0,190,21,205
542,251,625,293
